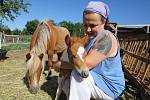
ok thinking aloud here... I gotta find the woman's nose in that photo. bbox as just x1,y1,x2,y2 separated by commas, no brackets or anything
87,27,91,32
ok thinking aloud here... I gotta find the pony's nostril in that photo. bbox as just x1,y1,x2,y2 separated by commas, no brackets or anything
81,71,89,78
29,85,39,94
29,87,38,94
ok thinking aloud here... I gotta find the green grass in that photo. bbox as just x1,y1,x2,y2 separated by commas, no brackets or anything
2,43,29,51
21,35,31,43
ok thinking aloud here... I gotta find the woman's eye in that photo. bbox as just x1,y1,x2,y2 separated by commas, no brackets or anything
90,24,97,28
84,24,98,29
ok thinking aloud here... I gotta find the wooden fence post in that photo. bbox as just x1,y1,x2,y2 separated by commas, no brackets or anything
0,32,2,49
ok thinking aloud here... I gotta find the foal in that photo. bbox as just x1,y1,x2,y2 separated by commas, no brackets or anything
55,35,89,100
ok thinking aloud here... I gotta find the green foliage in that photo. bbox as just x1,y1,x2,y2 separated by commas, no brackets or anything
73,22,85,37
25,19,39,35
0,18,85,36
12,28,21,35
21,28,28,35
0,25,11,34
49,19,57,25
20,35,31,43
59,21,84,37
0,0,30,21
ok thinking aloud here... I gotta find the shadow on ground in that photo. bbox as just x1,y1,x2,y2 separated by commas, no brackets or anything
40,76,66,100
0,56,9,60
40,76,58,100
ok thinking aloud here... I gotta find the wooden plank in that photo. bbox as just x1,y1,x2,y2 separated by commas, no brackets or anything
136,41,148,75
118,33,150,41
133,41,146,74
131,41,142,72
130,41,137,70
126,42,134,69
141,64,149,82
117,24,150,27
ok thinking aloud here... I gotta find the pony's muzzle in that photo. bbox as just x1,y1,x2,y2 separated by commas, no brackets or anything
81,69,89,78
29,85,39,94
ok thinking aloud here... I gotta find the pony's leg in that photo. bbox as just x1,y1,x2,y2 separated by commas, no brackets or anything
47,50,53,79
46,59,52,80
48,60,52,76
43,60,48,76
55,77,64,100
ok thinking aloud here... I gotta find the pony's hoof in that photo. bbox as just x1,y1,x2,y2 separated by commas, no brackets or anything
46,76,52,80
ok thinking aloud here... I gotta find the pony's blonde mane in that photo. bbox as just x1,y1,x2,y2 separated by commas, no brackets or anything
27,21,52,75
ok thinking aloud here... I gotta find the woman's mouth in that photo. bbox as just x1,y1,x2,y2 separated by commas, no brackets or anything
87,33,96,39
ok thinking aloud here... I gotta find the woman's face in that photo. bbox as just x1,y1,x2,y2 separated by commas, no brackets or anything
83,13,105,40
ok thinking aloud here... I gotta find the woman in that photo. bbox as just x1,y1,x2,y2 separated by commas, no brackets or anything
69,1,125,100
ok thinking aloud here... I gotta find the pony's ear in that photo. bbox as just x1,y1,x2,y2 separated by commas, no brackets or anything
26,53,31,60
80,35,89,45
38,53,44,60
65,35,71,47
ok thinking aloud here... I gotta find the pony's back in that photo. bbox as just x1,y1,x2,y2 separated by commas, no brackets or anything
54,26,70,53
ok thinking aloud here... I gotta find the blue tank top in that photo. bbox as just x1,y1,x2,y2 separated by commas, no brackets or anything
85,30,125,99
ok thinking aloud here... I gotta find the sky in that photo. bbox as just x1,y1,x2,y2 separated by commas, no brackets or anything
3,0,150,30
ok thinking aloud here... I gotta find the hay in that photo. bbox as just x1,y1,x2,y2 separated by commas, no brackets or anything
0,49,60,100
0,49,136,100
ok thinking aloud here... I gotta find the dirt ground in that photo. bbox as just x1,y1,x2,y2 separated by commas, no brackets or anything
0,49,60,100
0,49,138,100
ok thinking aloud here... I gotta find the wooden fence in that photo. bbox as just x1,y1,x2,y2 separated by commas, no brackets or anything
116,24,150,98
0,32,31,48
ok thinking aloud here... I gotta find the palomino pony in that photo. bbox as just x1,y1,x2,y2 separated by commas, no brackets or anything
25,20,70,94
55,35,89,100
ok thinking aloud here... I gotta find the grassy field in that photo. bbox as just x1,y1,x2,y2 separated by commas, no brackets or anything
0,49,60,100
1,43,30,51
0,49,137,100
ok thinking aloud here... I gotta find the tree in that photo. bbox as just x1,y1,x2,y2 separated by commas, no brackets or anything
0,25,11,34
59,21,84,37
0,0,30,21
73,22,84,37
21,28,28,35
59,21,74,36
49,19,57,25
12,28,21,35
25,19,39,35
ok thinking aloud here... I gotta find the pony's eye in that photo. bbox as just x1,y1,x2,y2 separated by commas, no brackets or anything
73,55,77,58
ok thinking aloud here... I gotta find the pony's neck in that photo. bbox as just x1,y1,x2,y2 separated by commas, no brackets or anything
33,23,51,55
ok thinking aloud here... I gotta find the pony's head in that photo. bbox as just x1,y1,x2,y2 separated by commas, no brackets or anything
65,35,89,78
25,51,44,94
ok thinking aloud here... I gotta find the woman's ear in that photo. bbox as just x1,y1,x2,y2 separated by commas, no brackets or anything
81,35,89,45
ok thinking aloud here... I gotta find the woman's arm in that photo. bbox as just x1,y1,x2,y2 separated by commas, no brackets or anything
85,32,118,69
